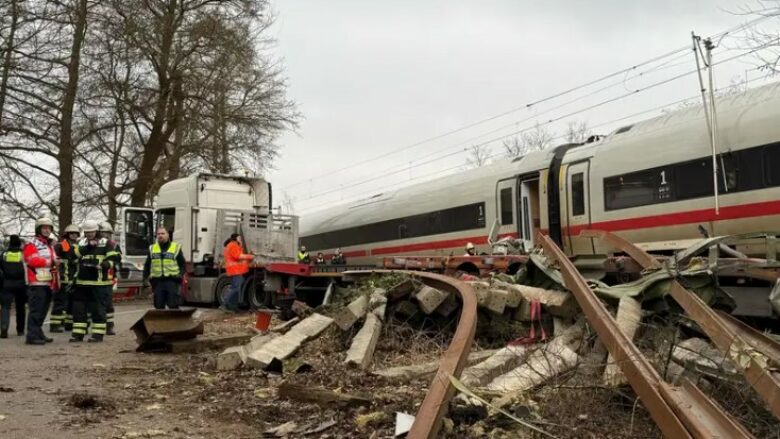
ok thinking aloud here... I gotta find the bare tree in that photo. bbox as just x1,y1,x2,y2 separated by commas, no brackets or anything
465,144,491,168
564,121,591,143
503,123,555,157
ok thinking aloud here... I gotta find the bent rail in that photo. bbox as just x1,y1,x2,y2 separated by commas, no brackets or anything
342,269,477,439
538,233,755,438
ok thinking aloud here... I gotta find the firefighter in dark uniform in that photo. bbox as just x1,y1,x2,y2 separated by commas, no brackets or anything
70,221,118,343
0,235,27,338
51,224,80,332
99,221,120,335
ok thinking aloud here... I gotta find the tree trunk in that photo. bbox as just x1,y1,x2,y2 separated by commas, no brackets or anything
57,0,88,228
0,0,19,126
129,1,177,206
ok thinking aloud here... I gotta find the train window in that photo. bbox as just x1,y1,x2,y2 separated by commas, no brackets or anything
763,143,780,187
571,173,585,216
675,159,712,200
500,188,513,225
718,153,739,192
604,169,666,210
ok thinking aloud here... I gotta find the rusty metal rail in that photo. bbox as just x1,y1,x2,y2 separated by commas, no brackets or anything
583,229,780,421
343,269,477,439
538,233,756,438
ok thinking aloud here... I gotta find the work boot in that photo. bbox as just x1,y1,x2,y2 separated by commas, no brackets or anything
63,323,73,331
26,339,46,345
49,326,64,333
43,336,54,343
87,334,104,343
106,328,116,336
69,335,84,343
0,330,7,339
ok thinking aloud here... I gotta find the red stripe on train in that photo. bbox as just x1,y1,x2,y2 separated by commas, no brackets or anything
344,199,780,256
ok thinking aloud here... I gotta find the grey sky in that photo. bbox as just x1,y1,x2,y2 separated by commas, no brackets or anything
267,1,774,213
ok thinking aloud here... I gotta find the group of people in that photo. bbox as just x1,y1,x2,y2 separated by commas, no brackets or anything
0,218,120,345
297,246,346,265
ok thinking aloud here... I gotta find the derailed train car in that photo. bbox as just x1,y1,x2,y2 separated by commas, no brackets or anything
301,81,780,261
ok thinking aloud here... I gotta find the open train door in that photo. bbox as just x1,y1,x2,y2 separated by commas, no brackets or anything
518,177,540,251
565,161,593,255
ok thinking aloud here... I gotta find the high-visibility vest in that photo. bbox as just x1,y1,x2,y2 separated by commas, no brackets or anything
149,241,181,278
297,251,309,263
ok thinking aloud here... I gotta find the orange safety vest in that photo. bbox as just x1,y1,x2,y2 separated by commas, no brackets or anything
224,240,249,276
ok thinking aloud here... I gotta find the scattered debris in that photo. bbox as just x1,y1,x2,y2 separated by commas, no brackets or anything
276,383,371,408
130,309,205,352
247,313,333,370
264,421,298,437
394,412,415,437
333,295,369,330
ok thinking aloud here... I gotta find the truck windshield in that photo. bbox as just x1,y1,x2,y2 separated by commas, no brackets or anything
124,210,153,256
156,208,176,240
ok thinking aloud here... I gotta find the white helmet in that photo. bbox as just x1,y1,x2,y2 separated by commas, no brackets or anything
465,242,475,251
99,221,114,234
63,224,80,234
82,221,99,233
35,217,54,228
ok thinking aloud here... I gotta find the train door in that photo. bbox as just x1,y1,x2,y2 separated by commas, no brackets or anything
566,161,592,255
518,178,540,250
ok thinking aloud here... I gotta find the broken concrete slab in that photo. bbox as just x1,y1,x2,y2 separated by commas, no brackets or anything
394,300,420,319
247,313,334,370
387,278,419,301
369,289,388,319
415,286,450,314
345,313,383,370
217,345,248,371
485,289,509,314
461,345,533,387
671,337,740,379
270,317,300,334
510,285,578,318
247,332,278,352
603,296,642,387
373,350,499,382
487,334,579,393
468,281,492,307
333,295,369,330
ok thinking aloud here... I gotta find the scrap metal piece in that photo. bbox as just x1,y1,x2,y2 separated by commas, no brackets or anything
130,309,204,352
580,229,660,269
343,270,477,439
538,233,755,439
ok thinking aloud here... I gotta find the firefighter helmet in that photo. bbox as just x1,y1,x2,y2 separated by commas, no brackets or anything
99,221,114,234
35,217,54,228
465,242,475,252
63,224,80,234
82,221,99,233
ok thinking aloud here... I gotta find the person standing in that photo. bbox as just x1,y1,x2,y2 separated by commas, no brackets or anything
221,233,253,313
51,225,80,333
23,218,59,345
314,252,326,265
0,235,27,338
70,221,110,343
98,221,120,335
297,245,310,264
143,227,185,310
330,248,346,265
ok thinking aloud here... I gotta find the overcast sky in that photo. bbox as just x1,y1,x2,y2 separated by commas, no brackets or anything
266,1,776,214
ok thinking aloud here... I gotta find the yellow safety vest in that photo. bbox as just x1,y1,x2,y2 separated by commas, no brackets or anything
3,251,21,262
149,241,181,278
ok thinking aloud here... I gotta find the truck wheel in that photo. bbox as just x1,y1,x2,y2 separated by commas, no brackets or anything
244,275,269,310
214,274,231,306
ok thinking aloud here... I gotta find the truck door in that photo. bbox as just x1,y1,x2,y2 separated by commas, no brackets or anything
565,161,592,255
119,207,154,266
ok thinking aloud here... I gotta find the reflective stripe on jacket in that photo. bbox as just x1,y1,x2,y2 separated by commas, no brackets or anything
23,236,58,289
76,239,120,286
149,241,181,278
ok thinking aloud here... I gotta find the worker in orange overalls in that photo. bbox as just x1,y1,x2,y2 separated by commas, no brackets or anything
220,233,253,313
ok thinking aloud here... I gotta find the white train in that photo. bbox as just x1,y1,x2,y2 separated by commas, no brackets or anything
301,81,780,262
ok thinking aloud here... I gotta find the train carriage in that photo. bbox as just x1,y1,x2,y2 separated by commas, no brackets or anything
301,81,780,261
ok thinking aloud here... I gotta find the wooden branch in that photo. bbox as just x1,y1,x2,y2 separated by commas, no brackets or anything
276,383,371,408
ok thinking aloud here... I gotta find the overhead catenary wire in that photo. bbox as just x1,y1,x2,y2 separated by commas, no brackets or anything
293,38,779,208
284,14,777,193
297,71,773,214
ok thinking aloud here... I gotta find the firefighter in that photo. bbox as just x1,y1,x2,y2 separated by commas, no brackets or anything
314,252,326,265
331,248,346,265
464,242,476,256
98,221,120,335
143,227,186,310
0,235,26,338
51,225,80,333
23,217,59,345
297,245,310,264
220,233,253,313
71,221,114,343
